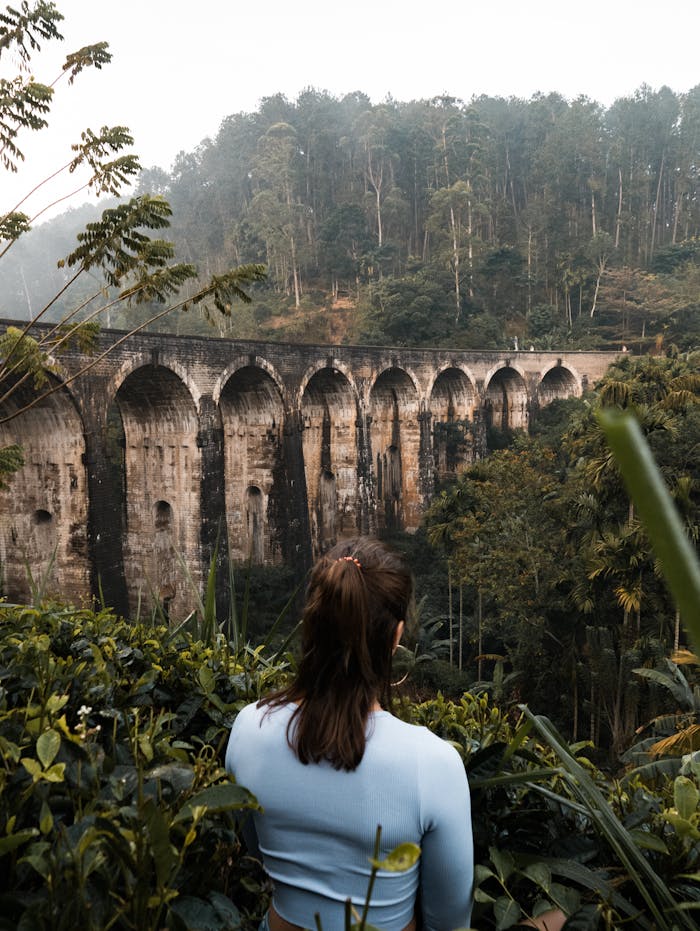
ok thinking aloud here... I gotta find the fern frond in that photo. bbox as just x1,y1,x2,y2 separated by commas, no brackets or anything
0,3,63,66
62,42,111,84
0,443,23,489
190,264,267,317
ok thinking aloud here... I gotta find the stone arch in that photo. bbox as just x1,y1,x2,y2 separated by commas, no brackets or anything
427,364,477,412
0,373,89,604
538,362,581,405
301,366,360,557
484,364,529,434
369,367,421,532
213,356,285,407
297,358,359,410
107,353,203,418
219,365,285,564
430,367,480,483
115,364,201,620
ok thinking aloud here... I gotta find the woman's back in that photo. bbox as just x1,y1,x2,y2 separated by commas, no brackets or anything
225,537,473,931
227,701,472,931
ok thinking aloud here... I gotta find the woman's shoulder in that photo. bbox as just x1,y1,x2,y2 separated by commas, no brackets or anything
226,700,294,773
375,711,462,760
232,699,293,732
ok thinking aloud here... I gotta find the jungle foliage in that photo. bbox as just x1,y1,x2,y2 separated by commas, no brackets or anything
1,603,699,930
424,354,700,762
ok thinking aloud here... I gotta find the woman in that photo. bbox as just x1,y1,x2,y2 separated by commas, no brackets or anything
225,537,473,931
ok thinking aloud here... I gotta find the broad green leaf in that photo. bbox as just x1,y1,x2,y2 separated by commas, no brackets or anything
41,763,66,783
494,895,520,930
523,862,551,892
36,729,60,768
146,763,195,793
490,847,515,883
208,892,241,924
147,888,179,908
144,798,176,887
549,882,581,914
370,842,420,872
628,827,669,853
173,783,257,824
19,842,51,879
198,664,215,695
168,895,220,930
661,811,700,840
0,737,21,763
474,863,496,884
21,758,41,780
474,888,496,903
0,829,38,856
39,801,53,835
45,694,69,715
674,776,699,820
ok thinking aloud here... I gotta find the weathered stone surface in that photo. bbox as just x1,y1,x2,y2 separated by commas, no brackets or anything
0,322,619,618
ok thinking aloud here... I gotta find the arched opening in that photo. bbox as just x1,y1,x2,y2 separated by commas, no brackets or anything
116,365,200,621
430,368,479,483
539,365,578,405
245,485,265,565
31,509,57,586
301,368,358,558
369,368,421,532
220,366,285,564
0,375,88,604
484,367,529,441
153,500,175,618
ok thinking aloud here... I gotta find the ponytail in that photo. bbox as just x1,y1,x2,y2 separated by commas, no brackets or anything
261,537,412,771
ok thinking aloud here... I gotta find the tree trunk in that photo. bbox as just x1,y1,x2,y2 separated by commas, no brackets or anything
290,234,301,308
477,589,483,682
650,151,665,259
615,168,623,249
458,583,463,671
448,562,453,667
450,202,460,323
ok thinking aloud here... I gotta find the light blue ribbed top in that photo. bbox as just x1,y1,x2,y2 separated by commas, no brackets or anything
225,701,473,931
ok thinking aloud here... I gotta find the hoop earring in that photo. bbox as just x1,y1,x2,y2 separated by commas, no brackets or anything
391,671,409,687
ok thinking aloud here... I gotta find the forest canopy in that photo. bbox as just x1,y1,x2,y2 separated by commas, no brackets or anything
2,85,700,351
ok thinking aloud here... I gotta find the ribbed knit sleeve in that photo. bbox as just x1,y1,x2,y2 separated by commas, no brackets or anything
417,737,473,931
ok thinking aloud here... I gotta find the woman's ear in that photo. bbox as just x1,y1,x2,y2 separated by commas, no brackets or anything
392,620,405,654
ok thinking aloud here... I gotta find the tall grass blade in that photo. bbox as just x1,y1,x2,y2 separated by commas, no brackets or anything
202,538,219,644
522,706,693,930
22,543,57,606
174,547,206,621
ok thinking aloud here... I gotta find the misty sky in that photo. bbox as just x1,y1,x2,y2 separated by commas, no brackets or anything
2,0,699,221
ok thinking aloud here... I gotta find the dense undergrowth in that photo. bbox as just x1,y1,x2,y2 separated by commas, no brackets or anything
1,603,698,930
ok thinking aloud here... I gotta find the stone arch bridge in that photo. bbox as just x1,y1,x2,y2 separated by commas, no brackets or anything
0,324,618,618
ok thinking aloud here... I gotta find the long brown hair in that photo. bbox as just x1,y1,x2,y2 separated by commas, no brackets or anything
262,537,413,771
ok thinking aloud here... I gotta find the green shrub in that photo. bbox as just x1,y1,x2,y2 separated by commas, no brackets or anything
0,604,288,931
2,604,699,930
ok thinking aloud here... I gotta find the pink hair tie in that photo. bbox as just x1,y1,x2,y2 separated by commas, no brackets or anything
337,555,362,569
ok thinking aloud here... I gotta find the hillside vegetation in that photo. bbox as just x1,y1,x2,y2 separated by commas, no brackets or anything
3,87,699,351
